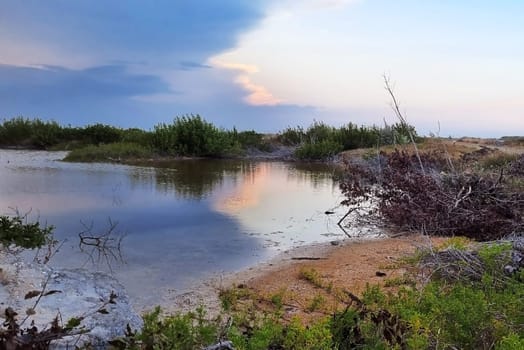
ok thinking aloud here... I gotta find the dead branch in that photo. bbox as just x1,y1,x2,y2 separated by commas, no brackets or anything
383,74,425,175
78,218,125,273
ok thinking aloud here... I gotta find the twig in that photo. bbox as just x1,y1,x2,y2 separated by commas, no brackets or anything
78,218,125,273
20,275,52,326
383,74,425,175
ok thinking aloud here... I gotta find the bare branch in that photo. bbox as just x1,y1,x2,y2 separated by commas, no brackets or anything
78,218,126,273
383,74,425,175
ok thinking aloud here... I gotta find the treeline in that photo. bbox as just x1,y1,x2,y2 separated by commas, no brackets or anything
0,116,418,161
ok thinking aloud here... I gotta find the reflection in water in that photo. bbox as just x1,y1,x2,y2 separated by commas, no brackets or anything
0,150,344,309
213,162,343,250
128,160,261,200
287,162,341,189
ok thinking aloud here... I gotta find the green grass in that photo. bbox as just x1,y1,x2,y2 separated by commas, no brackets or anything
1,115,421,161
299,267,325,288
63,142,153,162
307,294,326,312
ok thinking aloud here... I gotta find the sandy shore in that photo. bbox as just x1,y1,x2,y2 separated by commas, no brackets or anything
161,234,446,319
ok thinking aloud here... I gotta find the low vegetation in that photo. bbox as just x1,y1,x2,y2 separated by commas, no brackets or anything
281,121,417,160
63,142,153,162
0,115,274,160
0,213,54,249
104,237,523,349
1,115,419,162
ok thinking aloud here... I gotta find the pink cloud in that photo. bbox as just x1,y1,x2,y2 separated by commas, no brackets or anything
211,59,282,106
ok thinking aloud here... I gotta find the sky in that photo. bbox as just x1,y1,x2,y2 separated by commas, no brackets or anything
0,0,522,137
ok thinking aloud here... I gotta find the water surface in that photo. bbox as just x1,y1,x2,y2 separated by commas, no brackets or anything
0,150,345,307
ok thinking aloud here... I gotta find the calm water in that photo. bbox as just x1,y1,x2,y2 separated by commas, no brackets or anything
0,150,346,307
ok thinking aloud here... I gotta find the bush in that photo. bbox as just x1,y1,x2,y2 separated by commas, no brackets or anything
117,306,219,350
295,140,343,160
340,150,524,240
0,117,66,149
151,115,239,157
0,214,54,249
278,121,418,160
81,123,123,145
278,126,305,146
121,128,153,146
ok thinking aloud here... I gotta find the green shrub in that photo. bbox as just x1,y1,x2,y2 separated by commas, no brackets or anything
280,120,418,160
417,283,492,348
334,123,377,150
278,126,305,146
0,117,33,146
0,214,54,249
478,242,513,274
152,115,239,157
218,286,252,311
299,267,324,288
31,119,63,148
81,123,123,145
497,333,524,349
270,290,285,310
305,121,335,144
281,318,331,349
0,117,67,148
231,319,283,350
130,306,219,350
294,140,343,160
307,294,326,312
230,129,269,151
331,308,363,350
121,128,153,146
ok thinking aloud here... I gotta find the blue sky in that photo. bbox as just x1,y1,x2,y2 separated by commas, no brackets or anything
0,0,522,136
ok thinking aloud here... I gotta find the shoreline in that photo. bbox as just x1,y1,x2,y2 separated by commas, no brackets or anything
158,233,445,318
146,239,352,315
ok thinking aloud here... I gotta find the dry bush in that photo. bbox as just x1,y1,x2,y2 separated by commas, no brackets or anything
508,154,524,176
340,150,524,240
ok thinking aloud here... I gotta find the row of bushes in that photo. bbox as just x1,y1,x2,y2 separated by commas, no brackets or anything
150,115,264,157
1,116,419,160
0,117,150,149
280,121,418,160
0,116,273,158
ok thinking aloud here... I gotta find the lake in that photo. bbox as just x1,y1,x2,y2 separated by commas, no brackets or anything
0,150,347,308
